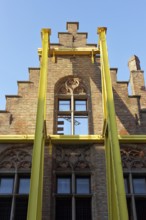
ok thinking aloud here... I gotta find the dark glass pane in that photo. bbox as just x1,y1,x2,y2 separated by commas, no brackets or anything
76,177,90,194
133,178,146,194
0,178,14,194
127,198,133,220
74,116,88,135
76,198,91,220
57,116,71,135
135,198,146,220
56,198,72,220
57,177,71,194
0,197,12,219
124,177,129,194
18,178,30,194
15,197,28,220
75,100,87,111
59,100,70,111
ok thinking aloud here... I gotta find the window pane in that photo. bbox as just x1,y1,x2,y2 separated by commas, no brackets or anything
127,198,133,220
18,178,30,194
59,100,70,111
133,178,146,194
76,198,91,220
135,198,146,220
57,116,71,135
0,178,14,194
74,116,88,135
15,197,28,220
56,198,72,220
57,177,71,194
76,177,90,194
124,177,129,194
75,100,87,111
0,197,12,219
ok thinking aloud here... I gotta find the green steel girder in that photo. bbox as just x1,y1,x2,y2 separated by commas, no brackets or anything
98,27,128,220
0,134,146,144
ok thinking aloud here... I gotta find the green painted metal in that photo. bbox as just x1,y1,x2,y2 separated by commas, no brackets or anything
98,27,128,220
27,28,51,220
0,134,146,143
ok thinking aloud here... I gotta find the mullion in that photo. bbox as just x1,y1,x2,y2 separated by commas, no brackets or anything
0,172,30,219
56,174,91,220
124,173,146,220
10,173,17,220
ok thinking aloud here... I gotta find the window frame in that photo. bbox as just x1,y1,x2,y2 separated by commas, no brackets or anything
55,172,92,220
75,176,91,194
124,172,146,220
0,171,30,220
58,99,71,112
56,176,71,194
57,95,89,135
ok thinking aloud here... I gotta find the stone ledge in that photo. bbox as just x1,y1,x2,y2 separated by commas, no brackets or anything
128,95,141,98
17,81,33,84
117,81,129,84
0,110,9,113
28,67,40,71
5,95,22,98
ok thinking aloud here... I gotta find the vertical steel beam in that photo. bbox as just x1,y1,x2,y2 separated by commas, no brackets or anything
27,28,51,220
98,27,128,220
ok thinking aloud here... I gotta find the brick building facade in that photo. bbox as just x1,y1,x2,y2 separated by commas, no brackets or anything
0,22,146,220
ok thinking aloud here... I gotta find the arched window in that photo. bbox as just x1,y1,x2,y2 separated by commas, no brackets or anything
56,77,88,135
0,145,32,219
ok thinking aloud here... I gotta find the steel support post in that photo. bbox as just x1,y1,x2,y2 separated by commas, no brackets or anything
27,28,51,220
98,27,128,220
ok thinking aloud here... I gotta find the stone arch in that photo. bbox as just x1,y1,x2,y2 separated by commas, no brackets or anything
0,144,32,170
54,75,89,95
121,145,146,169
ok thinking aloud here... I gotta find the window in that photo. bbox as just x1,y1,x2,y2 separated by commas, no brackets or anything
0,174,30,220
59,100,70,111
55,175,91,220
56,77,89,135
133,178,146,194
124,174,146,220
76,177,90,194
0,178,14,194
57,177,71,194
57,99,88,135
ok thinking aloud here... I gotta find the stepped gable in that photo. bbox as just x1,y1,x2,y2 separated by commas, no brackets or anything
50,22,97,49
0,22,146,135
58,22,88,47
110,58,146,134
128,55,146,109
0,68,40,134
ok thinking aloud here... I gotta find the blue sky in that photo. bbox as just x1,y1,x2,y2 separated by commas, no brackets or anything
0,0,146,109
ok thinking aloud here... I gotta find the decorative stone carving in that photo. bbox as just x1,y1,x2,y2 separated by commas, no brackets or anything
56,146,91,170
121,147,146,169
58,77,86,95
0,145,32,170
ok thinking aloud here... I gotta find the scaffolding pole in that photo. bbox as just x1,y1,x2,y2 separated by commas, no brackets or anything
98,27,128,220
27,28,51,220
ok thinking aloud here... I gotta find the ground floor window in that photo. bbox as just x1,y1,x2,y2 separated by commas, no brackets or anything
124,172,146,220
55,174,92,220
0,173,30,220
